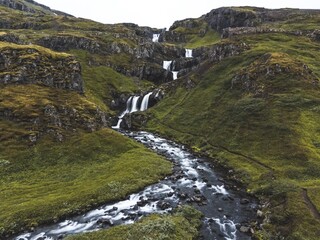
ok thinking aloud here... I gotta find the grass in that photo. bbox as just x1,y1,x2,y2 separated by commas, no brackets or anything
0,128,172,238
146,33,320,239
0,84,101,140
65,205,202,240
184,29,221,48
71,50,154,113
0,41,70,58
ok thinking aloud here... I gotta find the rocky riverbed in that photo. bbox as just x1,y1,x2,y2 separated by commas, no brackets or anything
16,131,259,240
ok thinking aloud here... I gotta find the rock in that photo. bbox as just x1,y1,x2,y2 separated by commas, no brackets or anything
239,225,251,233
157,201,171,210
0,46,83,93
204,7,257,32
257,210,264,218
194,188,201,194
240,198,250,204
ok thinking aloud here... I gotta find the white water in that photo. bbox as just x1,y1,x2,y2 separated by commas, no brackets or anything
163,60,172,71
152,34,160,43
140,92,152,111
185,49,193,58
112,92,155,129
16,131,256,240
112,96,133,129
172,71,179,80
130,96,140,113
205,218,237,240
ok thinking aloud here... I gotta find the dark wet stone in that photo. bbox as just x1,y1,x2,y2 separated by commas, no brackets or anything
97,218,113,226
228,196,235,201
167,192,174,197
194,188,201,194
137,200,148,207
222,196,229,201
157,201,171,210
57,235,64,239
240,198,250,204
178,192,188,199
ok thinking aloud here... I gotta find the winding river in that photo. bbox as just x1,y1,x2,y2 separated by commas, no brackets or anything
16,130,258,240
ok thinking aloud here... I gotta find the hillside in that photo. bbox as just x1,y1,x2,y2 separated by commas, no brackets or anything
1,1,320,239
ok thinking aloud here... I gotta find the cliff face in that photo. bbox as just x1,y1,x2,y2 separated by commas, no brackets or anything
0,43,83,92
203,7,320,33
0,0,71,15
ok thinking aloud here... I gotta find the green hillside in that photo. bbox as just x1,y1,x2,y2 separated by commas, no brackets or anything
146,33,320,239
1,1,320,239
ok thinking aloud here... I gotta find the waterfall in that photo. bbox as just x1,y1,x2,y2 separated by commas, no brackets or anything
140,92,152,111
185,49,193,58
172,71,178,80
163,61,172,71
112,96,133,129
152,34,160,43
130,96,140,113
112,92,155,129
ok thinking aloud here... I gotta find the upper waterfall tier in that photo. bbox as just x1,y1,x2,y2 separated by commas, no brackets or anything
185,49,193,58
172,71,178,80
152,34,160,42
163,60,172,71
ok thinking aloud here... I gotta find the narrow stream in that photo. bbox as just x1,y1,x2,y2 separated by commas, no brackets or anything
16,130,258,240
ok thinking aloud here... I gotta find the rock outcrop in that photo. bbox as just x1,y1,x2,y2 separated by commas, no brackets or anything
0,32,21,44
204,7,258,32
0,0,71,16
0,44,83,92
231,53,319,97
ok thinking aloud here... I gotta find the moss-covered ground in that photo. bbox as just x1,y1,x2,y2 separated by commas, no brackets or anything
146,33,320,240
0,127,172,238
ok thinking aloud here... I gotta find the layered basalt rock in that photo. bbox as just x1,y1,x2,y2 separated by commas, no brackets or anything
0,44,83,92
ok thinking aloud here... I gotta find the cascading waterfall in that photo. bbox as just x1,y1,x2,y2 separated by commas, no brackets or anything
163,60,172,71
112,96,133,129
112,92,153,129
130,96,141,113
185,48,193,58
152,34,160,43
163,61,179,80
172,71,178,80
140,92,152,111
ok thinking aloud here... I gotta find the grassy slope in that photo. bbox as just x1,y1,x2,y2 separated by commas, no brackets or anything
146,33,320,239
66,205,202,240
0,127,171,237
71,50,153,113
0,23,165,238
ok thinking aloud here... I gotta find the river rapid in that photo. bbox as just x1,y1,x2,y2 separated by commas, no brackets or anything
16,130,258,240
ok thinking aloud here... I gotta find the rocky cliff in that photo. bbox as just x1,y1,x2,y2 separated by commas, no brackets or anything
0,42,83,92
0,0,71,15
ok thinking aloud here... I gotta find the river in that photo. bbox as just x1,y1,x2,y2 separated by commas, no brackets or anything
16,130,258,240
